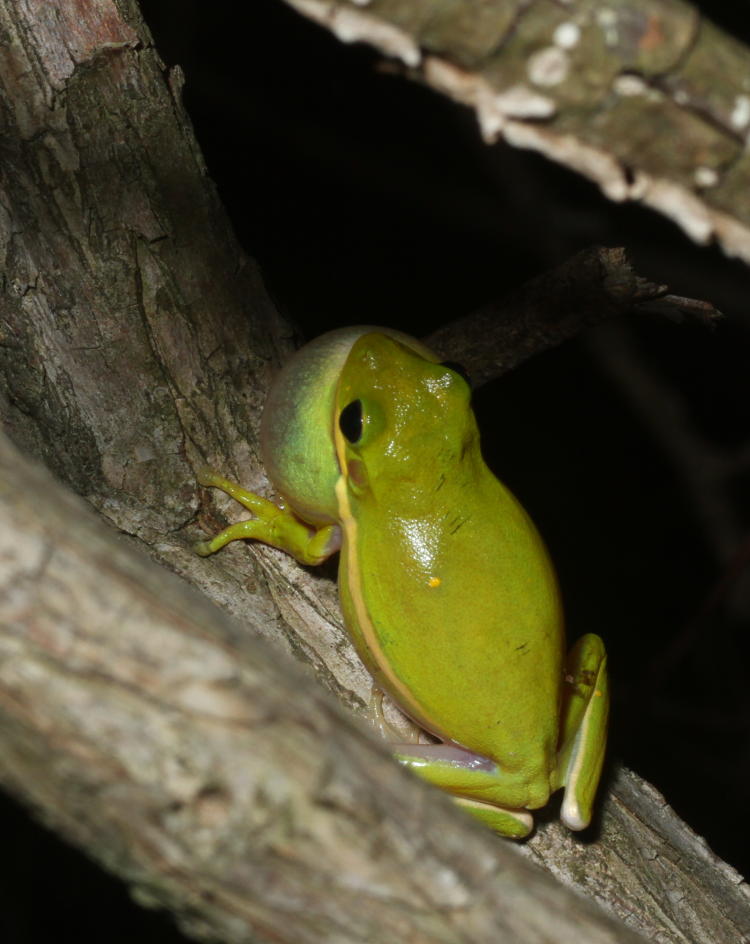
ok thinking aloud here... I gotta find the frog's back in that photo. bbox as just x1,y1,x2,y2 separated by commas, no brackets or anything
340,467,564,782
331,330,565,792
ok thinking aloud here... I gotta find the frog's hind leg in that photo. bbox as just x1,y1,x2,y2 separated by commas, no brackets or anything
393,743,534,838
453,798,533,838
553,633,609,831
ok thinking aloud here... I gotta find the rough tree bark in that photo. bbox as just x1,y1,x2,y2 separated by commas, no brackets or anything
283,0,750,265
0,2,748,943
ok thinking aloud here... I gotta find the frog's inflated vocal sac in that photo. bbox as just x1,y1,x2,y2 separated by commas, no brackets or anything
196,326,608,837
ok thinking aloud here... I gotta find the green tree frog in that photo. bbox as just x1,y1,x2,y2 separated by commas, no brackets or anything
195,327,608,838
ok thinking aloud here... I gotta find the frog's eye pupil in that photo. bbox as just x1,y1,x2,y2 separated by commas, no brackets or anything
440,360,471,385
339,400,363,443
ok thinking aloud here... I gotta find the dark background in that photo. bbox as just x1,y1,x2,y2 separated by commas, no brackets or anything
3,2,748,940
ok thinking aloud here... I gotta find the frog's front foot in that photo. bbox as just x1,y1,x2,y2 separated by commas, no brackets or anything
194,467,341,565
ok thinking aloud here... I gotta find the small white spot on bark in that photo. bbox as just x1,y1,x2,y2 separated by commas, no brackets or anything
476,85,557,143
554,22,580,49
626,171,649,200
596,8,619,46
423,59,555,143
294,1,421,67
613,74,647,96
642,179,714,243
431,867,471,908
476,94,505,142
527,47,569,87
331,8,421,66
694,166,718,188
731,94,750,130
493,84,557,118
502,122,630,201
350,0,372,5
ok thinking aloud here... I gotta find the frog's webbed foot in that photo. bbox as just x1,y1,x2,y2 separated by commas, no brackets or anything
194,468,340,565
554,633,609,831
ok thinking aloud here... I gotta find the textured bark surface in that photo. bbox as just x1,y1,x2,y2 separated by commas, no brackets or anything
1,424,748,943
0,429,652,944
0,1,748,943
281,0,750,264
423,244,721,386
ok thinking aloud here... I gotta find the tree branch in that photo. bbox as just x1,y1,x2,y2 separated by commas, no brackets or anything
280,0,750,266
0,427,655,944
424,244,721,386
0,1,747,943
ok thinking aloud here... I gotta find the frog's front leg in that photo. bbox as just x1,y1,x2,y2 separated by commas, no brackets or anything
553,633,609,831
393,744,534,838
194,469,341,565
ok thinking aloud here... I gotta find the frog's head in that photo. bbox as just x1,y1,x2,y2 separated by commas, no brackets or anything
260,327,444,524
334,333,477,510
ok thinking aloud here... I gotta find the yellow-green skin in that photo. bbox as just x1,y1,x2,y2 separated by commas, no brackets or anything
196,327,609,837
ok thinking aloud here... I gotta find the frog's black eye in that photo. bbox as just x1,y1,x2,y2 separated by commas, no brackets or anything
440,360,471,386
339,399,363,443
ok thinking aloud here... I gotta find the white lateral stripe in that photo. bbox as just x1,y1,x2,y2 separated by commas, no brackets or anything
456,798,533,828
333,473,424,719
562,702,590,830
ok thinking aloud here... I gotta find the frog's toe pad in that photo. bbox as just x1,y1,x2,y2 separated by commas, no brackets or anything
196,467,220,487
561,795,590,832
